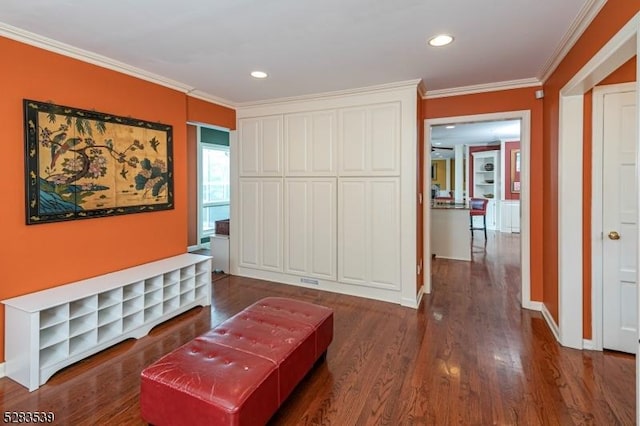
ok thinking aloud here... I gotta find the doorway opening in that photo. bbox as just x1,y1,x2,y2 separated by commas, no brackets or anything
423,110,534,310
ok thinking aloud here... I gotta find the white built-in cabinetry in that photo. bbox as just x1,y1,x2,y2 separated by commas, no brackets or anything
238,178,283,271
471,150,500,230
285,111,337,176
233,83,417,306
338,178,400,289
238,115,283,176
2,253,211,391
339,103,400,175
284,178,336,280
500,201,521,233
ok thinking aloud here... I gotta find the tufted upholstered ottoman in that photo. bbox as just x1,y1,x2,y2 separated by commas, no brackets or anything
140,297,333,426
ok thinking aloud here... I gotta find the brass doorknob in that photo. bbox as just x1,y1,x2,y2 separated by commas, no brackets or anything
608,231,621,240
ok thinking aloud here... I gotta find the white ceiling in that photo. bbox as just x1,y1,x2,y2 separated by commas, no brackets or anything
431,119,521,159
0,0,589,104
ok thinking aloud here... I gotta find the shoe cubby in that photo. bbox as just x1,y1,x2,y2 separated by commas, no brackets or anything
123,311,144,332
180,265,196,280
40,341,68,368
69,330,97,356
123,295,143,317
69,312,97,338
70,296,97,318
144,275,163,293
180,290,195,305
2,253,211,392
144,303,162,322
123,281,144,301
40,304,68,329
164,270,180,285
98,319,122,343
163,282,180,300
40,321,68,350
163,296,180,314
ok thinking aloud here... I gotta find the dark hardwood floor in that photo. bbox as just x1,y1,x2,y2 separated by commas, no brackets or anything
0,232,634,425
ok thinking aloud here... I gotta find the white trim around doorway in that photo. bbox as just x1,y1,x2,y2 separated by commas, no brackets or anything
557,12,639,351
423,110,534,311
591,82,636,351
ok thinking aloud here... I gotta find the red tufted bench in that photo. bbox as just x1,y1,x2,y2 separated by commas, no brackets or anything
140,297,333,426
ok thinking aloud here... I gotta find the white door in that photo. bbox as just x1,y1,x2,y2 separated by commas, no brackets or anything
602,89,637,354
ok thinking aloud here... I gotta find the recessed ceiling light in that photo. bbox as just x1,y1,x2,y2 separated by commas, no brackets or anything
434,142,442,145
446,125,456,129
251,71,268,79
428,34,454,47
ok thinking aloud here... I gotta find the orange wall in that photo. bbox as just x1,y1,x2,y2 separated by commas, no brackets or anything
542,0,639,325
582,57,636,338
187,97,236,130
0,36,235,362
423,87,544,302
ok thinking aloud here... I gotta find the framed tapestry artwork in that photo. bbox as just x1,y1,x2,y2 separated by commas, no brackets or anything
24,99,174,224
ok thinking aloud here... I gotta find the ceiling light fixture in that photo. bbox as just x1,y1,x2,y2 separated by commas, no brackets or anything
446,125,455,129
428,34,454,47
251,71,268,79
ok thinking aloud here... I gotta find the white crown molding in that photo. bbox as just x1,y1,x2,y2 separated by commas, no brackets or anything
0,22,238,108
187,90,237,110
417,80,427,98
237,79,422,109
424,78,541,99
538,0,608,83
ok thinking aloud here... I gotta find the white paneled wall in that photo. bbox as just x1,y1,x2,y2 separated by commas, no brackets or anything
238,178,283,271
232,82,419,307
285,179,336,280
338,178,400,289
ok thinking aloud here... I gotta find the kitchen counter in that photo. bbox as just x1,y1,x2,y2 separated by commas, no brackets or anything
430,204,471,261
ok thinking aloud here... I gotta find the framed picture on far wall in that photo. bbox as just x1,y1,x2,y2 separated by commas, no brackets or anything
511,149,521,193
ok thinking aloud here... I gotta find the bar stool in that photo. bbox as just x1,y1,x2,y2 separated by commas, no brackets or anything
469,198,489,239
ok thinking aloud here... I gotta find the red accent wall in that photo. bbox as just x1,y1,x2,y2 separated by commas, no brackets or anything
504,141,521,200
0,36,235,361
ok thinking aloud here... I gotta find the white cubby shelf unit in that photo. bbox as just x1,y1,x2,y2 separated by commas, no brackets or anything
2,253,212,392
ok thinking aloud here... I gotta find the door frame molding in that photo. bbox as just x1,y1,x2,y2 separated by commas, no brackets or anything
557,13,639,350
591,82,637,351
423,110,534,311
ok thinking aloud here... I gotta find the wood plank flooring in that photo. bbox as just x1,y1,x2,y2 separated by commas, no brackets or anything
0,231,634,425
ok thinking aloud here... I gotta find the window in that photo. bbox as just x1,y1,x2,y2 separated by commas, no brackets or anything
201,144,230,234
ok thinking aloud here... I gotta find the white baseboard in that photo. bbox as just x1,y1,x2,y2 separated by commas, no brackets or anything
0,362,5,378
523,300,543,311
187,244,200,252
582,339,597,351
402,286,425,309
541,303,561,344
